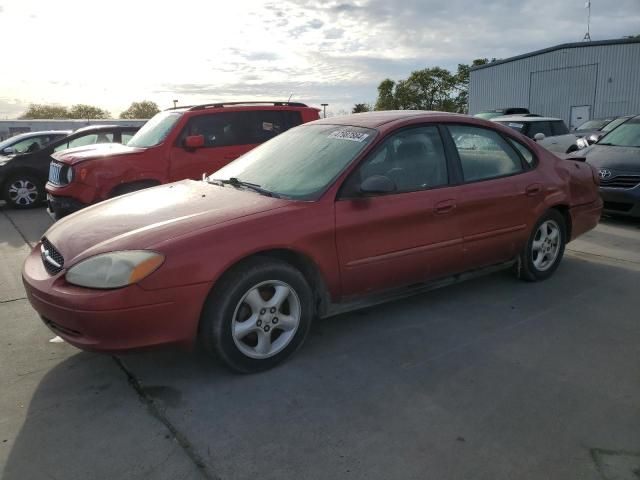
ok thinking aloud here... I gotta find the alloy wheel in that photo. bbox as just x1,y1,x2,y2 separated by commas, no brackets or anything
531,219,561,271
8,179,39,206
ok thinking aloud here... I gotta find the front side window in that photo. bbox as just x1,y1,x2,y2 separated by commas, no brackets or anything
68,134,98,149
210,124,376,200
9,136,48,153
179,112,249,147
127,111,182,148
352,126,448,193
449,125,523,182
121,132,135,144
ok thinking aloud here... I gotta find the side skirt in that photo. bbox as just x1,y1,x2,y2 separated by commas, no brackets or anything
322,259,517,319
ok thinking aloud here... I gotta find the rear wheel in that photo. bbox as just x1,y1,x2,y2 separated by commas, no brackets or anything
519,210,566,281
199,258,314,373
3,173,44,208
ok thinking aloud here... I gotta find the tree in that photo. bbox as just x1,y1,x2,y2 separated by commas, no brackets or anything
120,100,160,119
68,104,110,119
374,79,397,110
19,104,70,119
452,58,489,113
352,103,371,113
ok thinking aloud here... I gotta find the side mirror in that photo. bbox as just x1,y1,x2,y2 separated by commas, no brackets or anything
2,147,15,154
185,135,205,149
534,133,545,141
359,175,396,195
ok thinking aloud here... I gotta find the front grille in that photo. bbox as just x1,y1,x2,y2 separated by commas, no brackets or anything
40,237,64,275
600,175,640,189
48,161,70,186
603,201,633,212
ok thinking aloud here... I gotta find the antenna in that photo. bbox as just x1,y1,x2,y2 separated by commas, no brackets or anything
583,1,591,41
287,92,294,102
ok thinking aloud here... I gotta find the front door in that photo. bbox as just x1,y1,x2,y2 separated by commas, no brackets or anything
335,125,464,297
570,105,591,130
169,111,257,182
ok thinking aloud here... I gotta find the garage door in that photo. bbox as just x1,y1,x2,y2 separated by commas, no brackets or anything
529,64,597,125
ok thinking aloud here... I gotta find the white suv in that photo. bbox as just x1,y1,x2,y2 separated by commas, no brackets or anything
491,116,581,154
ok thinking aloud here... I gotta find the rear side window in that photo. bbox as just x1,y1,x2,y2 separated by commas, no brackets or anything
507,138,535,166
449,125,523,182
551,121,569,135
245,110,303,144
527,121,554,138
180,112,249,147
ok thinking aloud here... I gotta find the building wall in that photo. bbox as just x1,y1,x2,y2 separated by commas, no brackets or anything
0,119,147,141
469,41,640,126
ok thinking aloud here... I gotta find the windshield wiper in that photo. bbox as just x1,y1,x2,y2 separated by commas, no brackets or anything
597,142,615,146
207,177,279,198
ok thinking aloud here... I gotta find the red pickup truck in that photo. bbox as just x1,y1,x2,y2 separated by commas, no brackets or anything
46,101,320,219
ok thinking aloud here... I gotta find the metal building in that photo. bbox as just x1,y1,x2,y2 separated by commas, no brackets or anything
469,37,640,129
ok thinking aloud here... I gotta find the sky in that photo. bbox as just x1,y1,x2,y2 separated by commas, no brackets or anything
0,0,638,118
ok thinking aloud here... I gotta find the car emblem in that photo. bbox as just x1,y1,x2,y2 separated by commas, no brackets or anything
40,244,61,268
598,169,612,180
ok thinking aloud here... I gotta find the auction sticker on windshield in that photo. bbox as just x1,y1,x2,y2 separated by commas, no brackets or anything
328,129,370,142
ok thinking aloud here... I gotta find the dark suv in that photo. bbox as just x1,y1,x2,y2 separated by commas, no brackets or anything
0,125,139,208
46,102,320,219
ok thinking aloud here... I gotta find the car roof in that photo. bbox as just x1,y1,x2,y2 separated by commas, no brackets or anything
311,110,467,129
491,115,562,122
5,130,71,140
73,124,139,133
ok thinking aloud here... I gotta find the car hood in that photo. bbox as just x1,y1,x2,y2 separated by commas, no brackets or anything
44,180,290,265
578,144,640,172
52,143,146,165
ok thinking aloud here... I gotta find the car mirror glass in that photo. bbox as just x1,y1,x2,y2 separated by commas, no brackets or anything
534,133,545,141
359,175,396,195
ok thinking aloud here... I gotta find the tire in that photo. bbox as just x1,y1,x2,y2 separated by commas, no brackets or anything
518,210,566,281
199,258,314,373
2,173,45,209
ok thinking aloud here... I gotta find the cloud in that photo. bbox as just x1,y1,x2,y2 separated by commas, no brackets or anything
324,28,344,40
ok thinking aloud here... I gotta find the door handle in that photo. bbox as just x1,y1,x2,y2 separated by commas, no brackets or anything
525,184,542,196
434,199,456,215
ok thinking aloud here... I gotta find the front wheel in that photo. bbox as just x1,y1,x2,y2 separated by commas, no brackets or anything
199,258,314,373
518,210,566,281
3,174,45,208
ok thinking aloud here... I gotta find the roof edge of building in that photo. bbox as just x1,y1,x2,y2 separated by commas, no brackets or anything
470,37,640,72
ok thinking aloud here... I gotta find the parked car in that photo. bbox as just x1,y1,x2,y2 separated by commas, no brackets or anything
568,115,640,217
574,115,634,145
46,102,321,219
474,108,530,120
23,111,602,372
0,125,140,208
0,130,70,155
492,116,582,154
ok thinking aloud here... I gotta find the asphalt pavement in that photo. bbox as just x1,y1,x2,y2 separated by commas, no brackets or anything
1,204,639,480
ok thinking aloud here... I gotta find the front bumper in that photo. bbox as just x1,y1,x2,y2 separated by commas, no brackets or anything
22,244,213,352
47,193,87,220
600,185,640,218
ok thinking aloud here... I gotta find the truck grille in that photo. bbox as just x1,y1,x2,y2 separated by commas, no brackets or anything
600,175,640,189
48,161,70,186
40,237,64,275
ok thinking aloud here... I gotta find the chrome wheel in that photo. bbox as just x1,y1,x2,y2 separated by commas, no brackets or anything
231,280,301,359
531,219,561,272
8,179,39,206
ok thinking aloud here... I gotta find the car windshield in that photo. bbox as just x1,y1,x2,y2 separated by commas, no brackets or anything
126,111,182,148
576,119,609,131
474,112,503,120
597,120,640,147
209,124,376,200
602,116,629,132
496,121,525,132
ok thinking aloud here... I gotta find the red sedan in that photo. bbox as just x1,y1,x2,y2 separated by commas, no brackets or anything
23,111,602,372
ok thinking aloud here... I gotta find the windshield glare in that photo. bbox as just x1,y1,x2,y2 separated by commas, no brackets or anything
210,124,376,200
127,111,182,148
597,121,640,147
602,117,628,132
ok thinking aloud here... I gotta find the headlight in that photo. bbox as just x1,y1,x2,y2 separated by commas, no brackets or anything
576,138,589,149
65,250,164,289
66,166,74,183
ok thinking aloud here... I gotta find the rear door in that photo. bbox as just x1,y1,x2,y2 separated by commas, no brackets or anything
334,125,464,297
444,124,538,269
